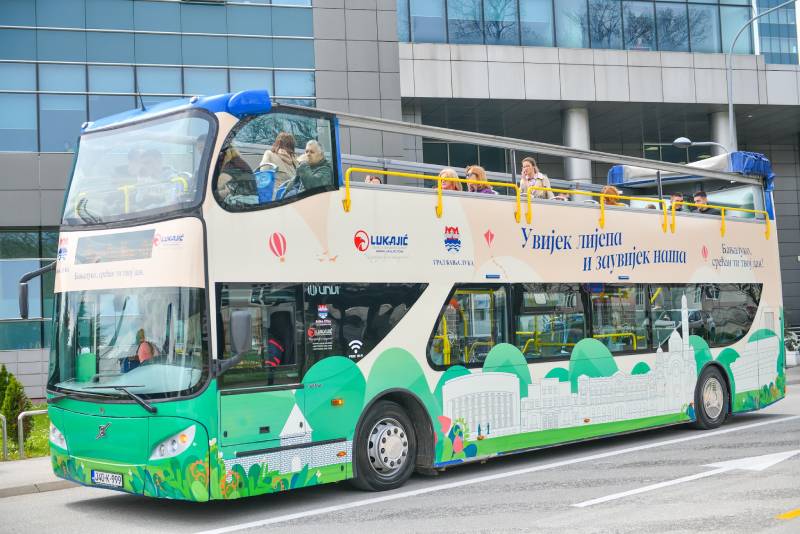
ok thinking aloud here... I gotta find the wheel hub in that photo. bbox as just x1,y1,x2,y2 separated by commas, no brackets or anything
702,377,724,420
367,417,408,476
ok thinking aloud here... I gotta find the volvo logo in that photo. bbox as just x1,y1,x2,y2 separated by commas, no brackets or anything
96,423,111,440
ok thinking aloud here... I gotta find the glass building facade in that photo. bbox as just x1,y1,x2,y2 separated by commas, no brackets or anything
0,0,314,153
757,0,798,64
397,0,755,56
0,0,313,353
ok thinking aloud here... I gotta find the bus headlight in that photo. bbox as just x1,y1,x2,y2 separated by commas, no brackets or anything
49,422,68,450
149,425,196,461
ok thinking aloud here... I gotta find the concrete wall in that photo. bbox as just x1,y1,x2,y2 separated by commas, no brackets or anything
0,153,72,227
313,0,404,158
0,349,48,400
398,43,800,105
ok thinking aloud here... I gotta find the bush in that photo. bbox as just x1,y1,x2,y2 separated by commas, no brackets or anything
0,364,9,406
1,374,33,440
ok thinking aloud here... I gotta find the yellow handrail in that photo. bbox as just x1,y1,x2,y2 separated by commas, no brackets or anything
525,186,669,232
170,175,189,192
117,184,135,214
671,201,770,239
343,167,521,222
466,341,495,362
593,332,639,350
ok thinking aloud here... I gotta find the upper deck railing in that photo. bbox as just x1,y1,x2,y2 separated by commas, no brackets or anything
342,168,770,240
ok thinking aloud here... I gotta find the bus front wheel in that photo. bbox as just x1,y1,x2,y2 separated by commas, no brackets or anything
693,366,729,429
352,400,417,491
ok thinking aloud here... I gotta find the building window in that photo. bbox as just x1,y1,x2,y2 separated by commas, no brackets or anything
656,2,690,53
520,0,554,47
589,0,623,50
556,0,590,49
623,1,655,51
688,4,721,54
39,95,86,152
448,0,484,45
484,0,519,45
0,94,37,152
722,5,754,54
411,0,447,43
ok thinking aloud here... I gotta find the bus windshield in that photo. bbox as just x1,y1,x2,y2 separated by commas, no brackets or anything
49,287,207,398
62,110,214,225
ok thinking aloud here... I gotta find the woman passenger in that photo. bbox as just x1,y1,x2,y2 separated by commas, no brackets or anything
520,157,553,199
601,185,626,206
260,132,299,189
439,168,462,191
465,165,497,195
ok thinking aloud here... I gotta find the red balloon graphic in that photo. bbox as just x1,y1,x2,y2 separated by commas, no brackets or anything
269,232,287,262
701,245,708,261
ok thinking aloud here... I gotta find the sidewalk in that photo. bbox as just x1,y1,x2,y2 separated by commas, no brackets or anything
0,456,75,499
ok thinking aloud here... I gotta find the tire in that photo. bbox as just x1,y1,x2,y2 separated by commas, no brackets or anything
352,400,417,491
693,366,729,429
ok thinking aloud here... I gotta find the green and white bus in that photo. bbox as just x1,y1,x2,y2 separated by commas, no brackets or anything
23,90,785,501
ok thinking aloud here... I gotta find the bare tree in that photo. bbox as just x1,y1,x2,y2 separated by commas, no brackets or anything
484,0,518,44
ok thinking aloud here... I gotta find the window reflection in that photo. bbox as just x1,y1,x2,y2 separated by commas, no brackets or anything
656,2,690,52
556,0,589,48
520,0,554,46
623,1,655,51
484,0,519,45
589,0,622,49
448,0,484,44
689,4,721,54
411,0,447,43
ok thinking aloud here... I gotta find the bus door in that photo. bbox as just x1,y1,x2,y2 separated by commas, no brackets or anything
217,283,307,452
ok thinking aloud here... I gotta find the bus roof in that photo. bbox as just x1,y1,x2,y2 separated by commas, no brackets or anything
82,89,274,133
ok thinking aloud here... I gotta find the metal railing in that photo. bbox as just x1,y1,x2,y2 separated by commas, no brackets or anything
343,167,771,240
17,409,47,460
1,414,7,461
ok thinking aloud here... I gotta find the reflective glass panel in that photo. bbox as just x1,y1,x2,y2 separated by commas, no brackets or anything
590,0,623,49
556,0,590,48
589,284,648,353
274,70,314,96
181,2,224,33
484,0,520,45
87,32,135,63
230,69,274,93
37,30,87,61
397,0,410,41
227,5,271,35
134,34,182,65
272,7,313,37
88,66,135,93
0,30,36,61
39,64,86,92
513,284,586,360
656,2,689,52
0,94,37,151
520,0,554,47
272,39,314,68
0,64,36,91
37,0,85,28
623,1,655,51
0,321,43,350
0,0,35,26
688,4,721,53
182,36,228,66
183,68,228,95
448,0,483,45
86,0,134,30
134,0,180,32
136,67,183,95
722,6,753,54
89,95,137,121
410,0,446,43
39,94,86,152
228,37,273,68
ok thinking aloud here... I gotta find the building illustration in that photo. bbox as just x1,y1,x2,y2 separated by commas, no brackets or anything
729,335,781,393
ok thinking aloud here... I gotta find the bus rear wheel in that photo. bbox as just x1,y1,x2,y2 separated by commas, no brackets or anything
352,400,416,491
693,366,729,429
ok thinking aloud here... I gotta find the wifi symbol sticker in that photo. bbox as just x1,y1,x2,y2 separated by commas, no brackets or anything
348,339,364,357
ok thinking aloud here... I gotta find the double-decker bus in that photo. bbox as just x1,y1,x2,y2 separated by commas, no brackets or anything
22,89,784,501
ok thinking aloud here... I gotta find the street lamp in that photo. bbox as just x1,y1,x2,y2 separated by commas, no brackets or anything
672,137,728,152
727,0,798,152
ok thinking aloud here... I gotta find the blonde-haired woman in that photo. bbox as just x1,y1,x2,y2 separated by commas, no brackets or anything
465,165,497,194
601,185,626,206
439,167,462,191
520,157,553,199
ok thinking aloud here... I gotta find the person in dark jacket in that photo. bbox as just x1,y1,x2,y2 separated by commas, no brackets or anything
285,140,332,196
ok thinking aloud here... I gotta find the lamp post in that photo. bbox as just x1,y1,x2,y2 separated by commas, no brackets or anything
672,137,728,155
727,0,798,152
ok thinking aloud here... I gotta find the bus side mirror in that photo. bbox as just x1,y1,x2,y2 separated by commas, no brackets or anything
217,310,252,375
19,282,29,320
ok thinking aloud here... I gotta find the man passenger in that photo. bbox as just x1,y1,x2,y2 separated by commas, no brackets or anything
692,191,720,215
670,192,685,211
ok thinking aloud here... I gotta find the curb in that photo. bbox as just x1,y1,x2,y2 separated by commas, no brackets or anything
0,480,76,499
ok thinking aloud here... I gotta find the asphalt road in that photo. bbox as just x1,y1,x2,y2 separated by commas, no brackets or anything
4,368,800,534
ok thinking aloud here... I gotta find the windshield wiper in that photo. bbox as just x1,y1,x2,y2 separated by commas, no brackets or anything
76,197,101,224
84,385,157,414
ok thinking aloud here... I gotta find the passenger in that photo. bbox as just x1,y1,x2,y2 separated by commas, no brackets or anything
553,192,569,201
364,175,383,184
285,140,333,195
466,165,498,195
259,132,299,189
670,192,686,211
692,191,721,215
439,168,462,191
135,328,156,363
119,148,146,179
519,157,553,199
216,172,259,208
645,204,657,209
601,185,626,206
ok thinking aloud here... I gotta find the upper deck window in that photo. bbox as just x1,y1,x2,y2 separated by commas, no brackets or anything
213,109,337,211
62,110,215,226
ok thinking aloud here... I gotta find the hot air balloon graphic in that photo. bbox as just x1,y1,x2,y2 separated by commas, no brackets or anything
701,245,709,261
269,232,287,262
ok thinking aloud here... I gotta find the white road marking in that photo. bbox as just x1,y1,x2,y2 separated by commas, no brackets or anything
195,415,800,534
573,449,800,508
